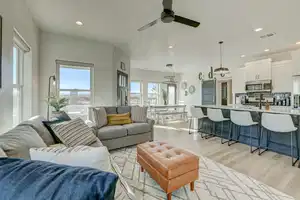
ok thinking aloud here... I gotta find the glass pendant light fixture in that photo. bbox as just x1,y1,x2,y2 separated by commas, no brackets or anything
214,41,229,76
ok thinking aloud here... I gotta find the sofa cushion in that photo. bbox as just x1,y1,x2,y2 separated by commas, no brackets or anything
20,116,56,146
105,107,117,115
89,138,104,147
0,148,7,157
0,125,47,159
117,106,131,114
97,126,127,140
49,118,98,147
93,107,107,128
122,123,151,136
131,106,148,123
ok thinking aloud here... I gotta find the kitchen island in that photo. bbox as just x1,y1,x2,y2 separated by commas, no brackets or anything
194,105,300,164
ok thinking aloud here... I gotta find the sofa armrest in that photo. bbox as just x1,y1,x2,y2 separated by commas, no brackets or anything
85,120,98,136
147,118,155,141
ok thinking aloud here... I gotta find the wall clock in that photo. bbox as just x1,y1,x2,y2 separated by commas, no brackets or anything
189,85,196,94
181,81,188,90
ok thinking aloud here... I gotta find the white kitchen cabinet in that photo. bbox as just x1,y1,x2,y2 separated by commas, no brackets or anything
272,61,293,92
245,59,272,82
232,67,246,93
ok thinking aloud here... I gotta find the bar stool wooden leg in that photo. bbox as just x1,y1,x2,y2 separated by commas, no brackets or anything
190,182,194,191
167,193,172,200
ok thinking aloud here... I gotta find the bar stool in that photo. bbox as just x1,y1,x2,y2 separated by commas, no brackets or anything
259,113,299,166
207,108,230,144
229,110,259,153
189,106,207,136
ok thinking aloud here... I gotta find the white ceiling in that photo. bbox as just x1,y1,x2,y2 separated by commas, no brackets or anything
26,0,300,73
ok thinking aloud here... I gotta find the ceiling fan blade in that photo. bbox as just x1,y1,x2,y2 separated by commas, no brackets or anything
138,19,159,31
162,0,173,10
174,15,200,28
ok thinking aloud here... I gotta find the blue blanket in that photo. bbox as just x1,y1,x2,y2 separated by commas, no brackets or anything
0,158,118,200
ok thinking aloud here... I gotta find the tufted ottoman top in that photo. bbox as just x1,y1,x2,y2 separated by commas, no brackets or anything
137,141,199,179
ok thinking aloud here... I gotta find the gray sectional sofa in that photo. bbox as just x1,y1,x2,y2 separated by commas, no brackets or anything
88,106,155,150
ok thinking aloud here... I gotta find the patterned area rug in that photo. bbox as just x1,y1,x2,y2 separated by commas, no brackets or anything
110,147,295,200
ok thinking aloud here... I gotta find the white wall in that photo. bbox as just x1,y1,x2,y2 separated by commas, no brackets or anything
130,68,181,105
39,32,117,116
179,72,202,113
0,0,40,132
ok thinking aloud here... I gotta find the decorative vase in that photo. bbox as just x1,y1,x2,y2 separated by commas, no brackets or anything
51,111,65,118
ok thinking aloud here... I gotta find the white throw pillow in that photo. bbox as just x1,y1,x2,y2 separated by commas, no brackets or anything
30,146,112,173
131,106,148,123
0,147,7,158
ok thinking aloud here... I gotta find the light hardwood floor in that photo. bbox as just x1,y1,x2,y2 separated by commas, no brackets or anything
153,122,300,199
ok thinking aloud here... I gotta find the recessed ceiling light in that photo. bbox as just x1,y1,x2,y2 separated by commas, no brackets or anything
255,28,263,32
296,41,300,45
241,55,246,58
264,49,270,52
168,45,173,49
76,21,83,26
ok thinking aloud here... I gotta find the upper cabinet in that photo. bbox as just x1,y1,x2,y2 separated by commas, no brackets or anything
245,59,272,82
232,67,246,94
272,61,293,92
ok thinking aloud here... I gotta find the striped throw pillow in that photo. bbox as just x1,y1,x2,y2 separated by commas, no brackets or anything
107,113,132,125
131,106,148,123
93,107,107,128
49,118,97,147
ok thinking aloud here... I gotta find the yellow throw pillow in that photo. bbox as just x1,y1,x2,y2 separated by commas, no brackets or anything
107,113,132,125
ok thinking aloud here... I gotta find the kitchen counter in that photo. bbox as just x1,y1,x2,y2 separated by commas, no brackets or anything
195,104,300,115
194,105,300,162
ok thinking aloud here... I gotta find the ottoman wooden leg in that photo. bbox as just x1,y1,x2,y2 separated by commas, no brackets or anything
141,166,144,172
167,193,172,200
190,182,194,191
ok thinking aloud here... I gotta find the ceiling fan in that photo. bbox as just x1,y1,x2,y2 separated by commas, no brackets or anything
138,0,200,31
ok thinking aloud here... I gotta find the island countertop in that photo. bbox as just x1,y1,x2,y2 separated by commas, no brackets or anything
194,105,300,116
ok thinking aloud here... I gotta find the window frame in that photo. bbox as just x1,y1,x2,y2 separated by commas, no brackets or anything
12,43,25,125
147,82,161,105
56,60,94,105
130,80,143,106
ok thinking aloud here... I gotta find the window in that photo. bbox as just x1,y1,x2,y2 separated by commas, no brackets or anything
57,61,93,120
167,84,177,105
12,45,24,126
130,81,142,105
148,83,160,105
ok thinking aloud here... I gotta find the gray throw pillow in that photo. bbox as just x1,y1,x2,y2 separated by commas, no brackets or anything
131,106,148,123
0,125,47,159
20,116,56,146
93,107,107,128
49,118,98,147
0,147,7,158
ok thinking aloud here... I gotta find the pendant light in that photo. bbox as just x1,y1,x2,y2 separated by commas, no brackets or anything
214,41,229,76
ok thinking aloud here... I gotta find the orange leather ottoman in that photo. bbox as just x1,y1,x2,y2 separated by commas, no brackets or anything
137,141,199,200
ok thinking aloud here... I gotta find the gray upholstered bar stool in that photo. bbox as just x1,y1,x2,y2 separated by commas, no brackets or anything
229,110,259,153
189,106,207,136
259,113,299,166
207,108,230,144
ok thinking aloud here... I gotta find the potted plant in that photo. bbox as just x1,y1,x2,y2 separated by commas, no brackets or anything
161,89,168,105
46,95,69,116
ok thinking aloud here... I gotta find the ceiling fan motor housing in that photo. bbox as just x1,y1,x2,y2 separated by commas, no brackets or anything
161,9,175,23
